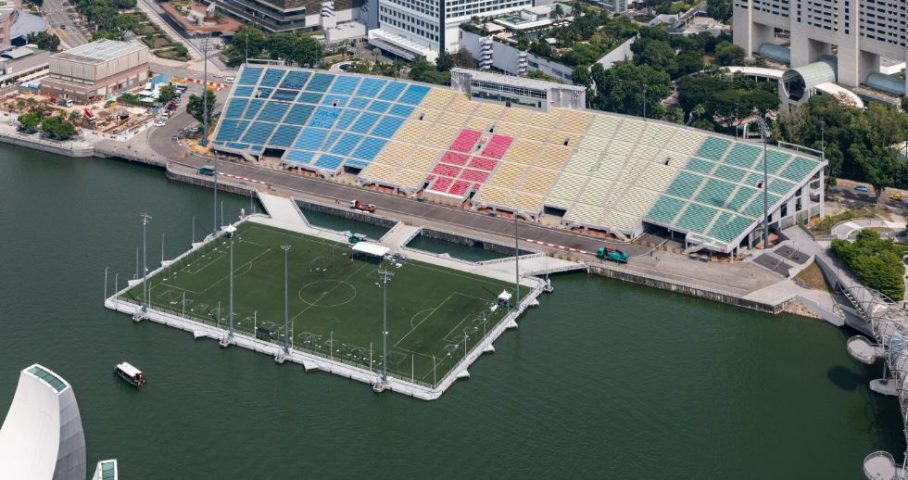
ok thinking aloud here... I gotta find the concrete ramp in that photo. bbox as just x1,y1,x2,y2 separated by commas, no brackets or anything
255,193,311,232
380,223,420,251
482,255,585,278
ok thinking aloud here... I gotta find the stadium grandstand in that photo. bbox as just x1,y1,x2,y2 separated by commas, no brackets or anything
210,63,827,255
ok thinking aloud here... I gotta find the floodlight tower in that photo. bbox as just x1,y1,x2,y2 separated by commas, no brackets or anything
221,225,237,347
281,244,291,355
377,267,394,385
756,117,770,249
140,212,152,313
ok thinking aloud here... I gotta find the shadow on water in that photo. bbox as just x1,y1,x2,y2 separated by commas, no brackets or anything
827,365,865,391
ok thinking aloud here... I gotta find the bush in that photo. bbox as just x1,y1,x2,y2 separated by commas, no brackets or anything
40,115,78,140
831,230,905,301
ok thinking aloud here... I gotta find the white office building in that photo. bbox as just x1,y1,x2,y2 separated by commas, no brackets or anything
368,0,532,62
733,0,908,98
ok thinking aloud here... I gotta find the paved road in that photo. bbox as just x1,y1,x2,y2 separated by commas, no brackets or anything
41,0,89,48
142,108,645,257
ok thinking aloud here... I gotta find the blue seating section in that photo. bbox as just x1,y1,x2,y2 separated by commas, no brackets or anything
389,104,415,117
239,67,263,86
241,122,276,144
307,73,335,92
378,82,406,101
350,112,380,134
259,102,289,123
270,125,300,147
399,85,430,105
357,78,387,98
234,86,254,97
244,99,266,119
261,69,286,87
330,76,360,94
215,66,438,173
368,100,392,114
284,104,314,125
352,138,386,160
281,71,310,90
331,133,363,156
315,154,345,170
310,107,339,128
294,128,328,151
272,89,299,102
287,150,314,164
225,99,248,118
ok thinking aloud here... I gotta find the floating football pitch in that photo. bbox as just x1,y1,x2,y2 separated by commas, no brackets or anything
123,222,514,385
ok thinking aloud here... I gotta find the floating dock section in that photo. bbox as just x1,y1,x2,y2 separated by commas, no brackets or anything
104,196,576,400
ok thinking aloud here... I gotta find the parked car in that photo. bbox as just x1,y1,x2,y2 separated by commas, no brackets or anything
855,185,869,192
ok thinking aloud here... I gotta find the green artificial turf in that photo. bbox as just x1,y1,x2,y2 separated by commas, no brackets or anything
123,222,514,385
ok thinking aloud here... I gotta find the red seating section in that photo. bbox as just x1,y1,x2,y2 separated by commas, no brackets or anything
426,130,511,197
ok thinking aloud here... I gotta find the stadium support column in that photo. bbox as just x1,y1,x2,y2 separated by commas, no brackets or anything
140,213,152,313
282,245,291,355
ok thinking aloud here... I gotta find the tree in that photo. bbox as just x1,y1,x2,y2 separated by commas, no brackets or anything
451,48,476,69
849,143,903,203
435,51,454,72
714,41,745,66
589,62,671,118
27,31,60,51
408,58,450,85
832,230,905,301
186,89,217,128
18,113,41,134
706,0,733,22
41,115,78,140
158,84,176,104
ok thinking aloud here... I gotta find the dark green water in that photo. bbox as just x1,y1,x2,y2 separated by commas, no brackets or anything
298,207,390,240
406,234,510,262
0,145,903,479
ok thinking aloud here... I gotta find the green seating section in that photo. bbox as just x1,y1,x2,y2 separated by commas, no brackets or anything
646,196,686,225
666,171,704,198
724,143,761,169
676,203,718,233
725,187,757,211
780,156,819,182
713,164,747,183
696,136,732,161
763,150,790,174
686,157,716,175
708,213,753,243
696,178,736,208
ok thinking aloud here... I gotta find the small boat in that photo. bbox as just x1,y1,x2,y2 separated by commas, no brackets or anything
114,362,147,387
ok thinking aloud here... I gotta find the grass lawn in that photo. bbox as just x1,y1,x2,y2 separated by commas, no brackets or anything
793,261,832,292
123,222,514,385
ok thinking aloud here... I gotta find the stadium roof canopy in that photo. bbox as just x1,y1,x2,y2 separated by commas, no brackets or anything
212,65,826,253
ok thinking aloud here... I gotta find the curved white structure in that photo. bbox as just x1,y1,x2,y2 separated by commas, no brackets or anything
0,364,86,480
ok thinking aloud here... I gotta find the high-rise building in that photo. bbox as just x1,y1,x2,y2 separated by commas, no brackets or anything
367,0,532,62
0,364,87,480
733,0,908,96
212,0,365,33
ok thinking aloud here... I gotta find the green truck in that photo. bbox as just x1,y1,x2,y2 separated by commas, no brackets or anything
596,245,629,264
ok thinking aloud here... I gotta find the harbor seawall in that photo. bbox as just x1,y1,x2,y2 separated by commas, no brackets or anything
0,130,94,157
587,263,791,315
